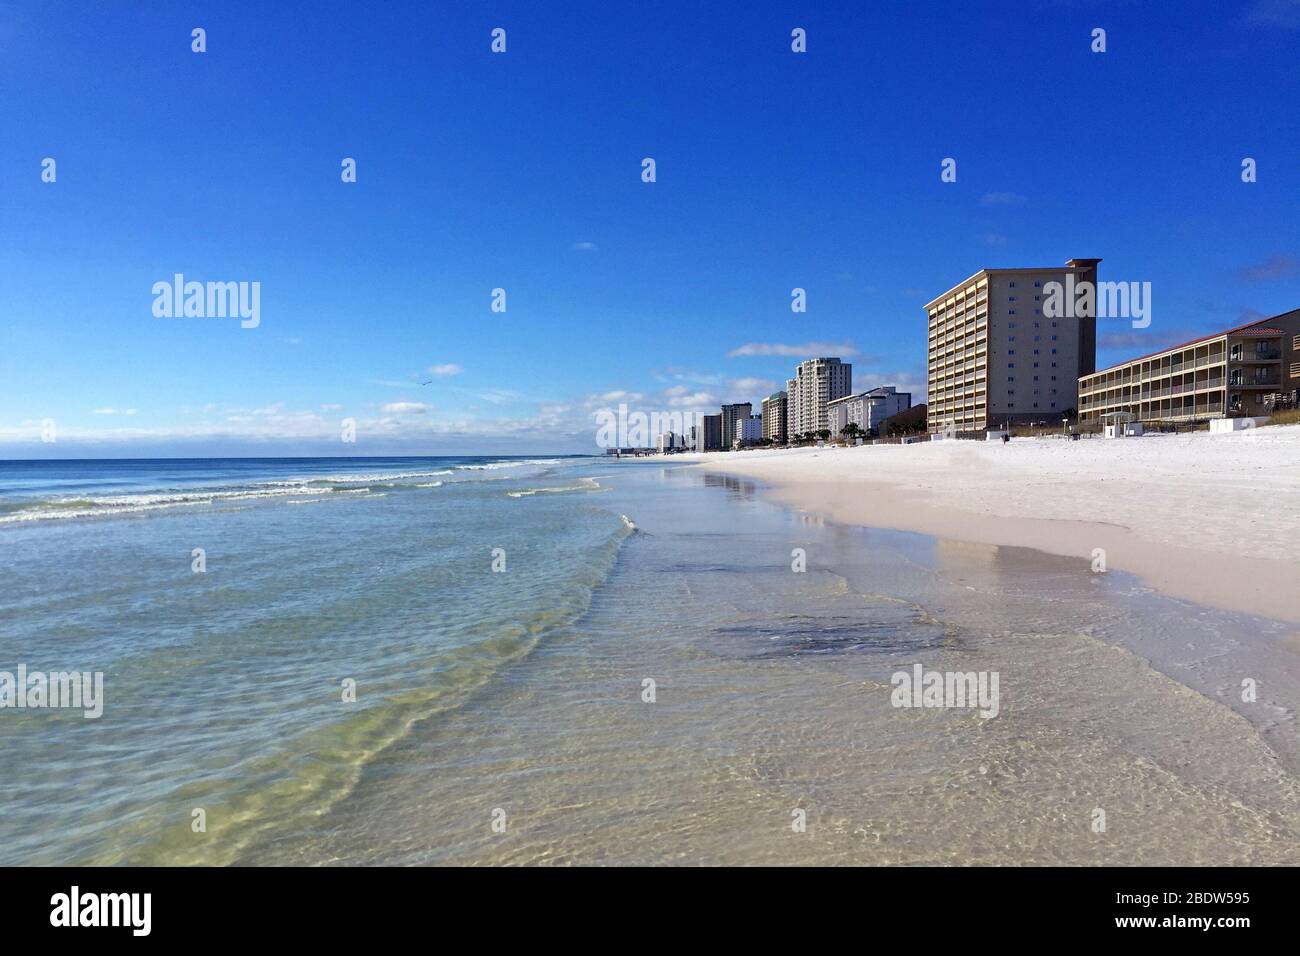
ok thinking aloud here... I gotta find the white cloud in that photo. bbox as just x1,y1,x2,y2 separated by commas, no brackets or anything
475,389,520,406
666,390,716,408
428,363,462,377
868,370,926,393
728,342,861,358
0,401,596,452
981,191,1027,206
728,377,778,397
588,390,644,406
572,241,598,251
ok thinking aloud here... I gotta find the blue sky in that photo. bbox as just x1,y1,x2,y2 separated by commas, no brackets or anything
2,0,1298,457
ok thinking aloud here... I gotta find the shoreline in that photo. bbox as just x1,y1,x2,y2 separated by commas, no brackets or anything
675,426,1300,627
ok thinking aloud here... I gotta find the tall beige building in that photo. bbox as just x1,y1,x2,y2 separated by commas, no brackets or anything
761,390,787,444
787,358,852,437
926,258,1099,433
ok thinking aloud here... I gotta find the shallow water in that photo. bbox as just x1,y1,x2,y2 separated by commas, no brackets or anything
1,457,1296,865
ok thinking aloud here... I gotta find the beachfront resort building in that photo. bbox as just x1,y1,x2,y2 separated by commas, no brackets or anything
787,358,852,437
926,257,1100,434
762,391,788,444
827,386,912,438
701,413,723,451
733,413,763,448
1077,308,1300,426
720,402,753,449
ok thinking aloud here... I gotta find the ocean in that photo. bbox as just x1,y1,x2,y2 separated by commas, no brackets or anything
1,456,1297,865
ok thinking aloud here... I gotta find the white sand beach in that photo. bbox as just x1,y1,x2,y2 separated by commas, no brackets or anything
680,424,1300,625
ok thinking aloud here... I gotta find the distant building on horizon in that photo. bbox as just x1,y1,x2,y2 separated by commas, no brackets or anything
925,257,1100,434
827,386,911,438
761,390,787,444
788,358,852,437
1078,308,1300,426
656,431,689,453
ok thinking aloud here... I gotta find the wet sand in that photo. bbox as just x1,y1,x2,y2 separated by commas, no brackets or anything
678,429,1300,625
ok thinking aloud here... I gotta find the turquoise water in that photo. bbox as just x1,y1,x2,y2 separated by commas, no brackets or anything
0,456,626,864
2,456,1298,865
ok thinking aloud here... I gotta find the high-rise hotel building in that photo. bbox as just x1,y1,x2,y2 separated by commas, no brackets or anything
925,258,1099,433
787,358,852,437
719,402,753,449
761,391,788,444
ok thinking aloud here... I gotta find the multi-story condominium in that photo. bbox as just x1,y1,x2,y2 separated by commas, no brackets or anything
719,402,753,449
788,358,852,437
761,391,788,444
734,413,763,447
701,413,723,451
1078,309,1300,426
827,386,912,438
926,258,1099,434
